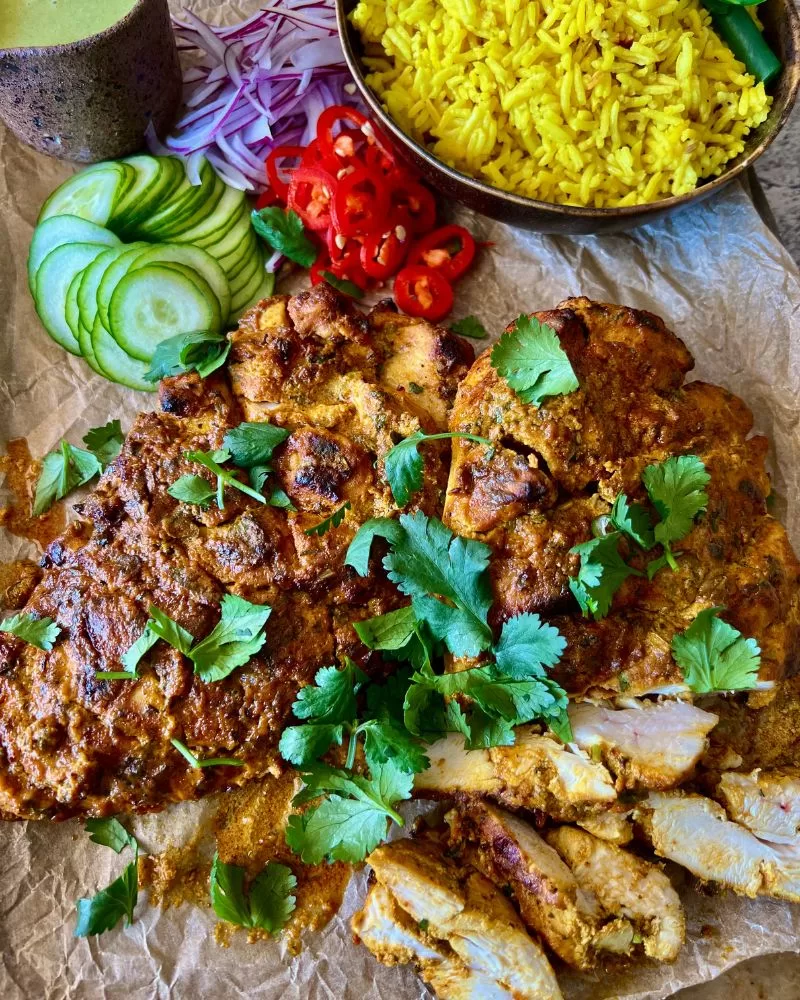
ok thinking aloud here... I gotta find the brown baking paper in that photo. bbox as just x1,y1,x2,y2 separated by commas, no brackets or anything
1,2,799,996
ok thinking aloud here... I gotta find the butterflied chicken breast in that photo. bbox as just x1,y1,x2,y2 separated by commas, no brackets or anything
716,769,800,844
545,826,684,962
413,727,617,820
444,297,800,697
569,699,718,790
364,838,563,1000
635,792,800,902
0,285,473,820
352,883,515,1000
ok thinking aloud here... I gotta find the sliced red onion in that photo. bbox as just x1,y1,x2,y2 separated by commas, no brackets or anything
152,1,362,191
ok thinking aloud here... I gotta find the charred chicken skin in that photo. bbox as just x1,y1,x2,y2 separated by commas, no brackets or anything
0,285,473,820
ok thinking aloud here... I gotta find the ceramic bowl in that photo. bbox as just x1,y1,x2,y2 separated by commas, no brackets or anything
0,0,181,163
337,0,800,235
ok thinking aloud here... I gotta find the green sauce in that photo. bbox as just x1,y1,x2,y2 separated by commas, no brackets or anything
0,0,138,49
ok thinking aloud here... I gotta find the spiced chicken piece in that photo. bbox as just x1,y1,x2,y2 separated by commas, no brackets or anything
0,285,472,819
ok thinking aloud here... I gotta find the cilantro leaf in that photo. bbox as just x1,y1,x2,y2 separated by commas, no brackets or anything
96,622,159,681
362,678,429,775
251,207,317,268
222,422,290,469
345,518,404,576
383,513,493,657
491,315,579,407
304,501,351,537
642,456,709,568
33,440,102,516
170,737,243,768
548,708,574,743
75,862,138,937
74,820,139,937
210,854,296,934
82,420,124,468
320,270,364,299
267,487,296,510
183,449,267,509
148,605,195,656
84,818,137,855
167,474,217,508
278,723,346,766
144,330,230,383
189,594,271,682
493,612,566,678
384,432,492,506
354,605,418,653
610,494,655,550
672,606,760,693
450,315,488,340
569,532,640,620
0,612,60,650
285,760,412,864
292,659,366,724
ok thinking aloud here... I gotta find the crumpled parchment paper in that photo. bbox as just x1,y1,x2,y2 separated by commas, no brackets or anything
1,1,800,996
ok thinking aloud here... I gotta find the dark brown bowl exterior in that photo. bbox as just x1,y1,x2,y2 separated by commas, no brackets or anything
0,0,181,163
338,0,800,235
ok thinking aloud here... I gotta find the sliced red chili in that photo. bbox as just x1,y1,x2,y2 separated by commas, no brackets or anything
255,187,280,210
265,144,306,202
410,224,476,281
287,165,337,232
388,175,437,235
301,139,326,168
360,229,408,280
332,167,388,238
394,265,453,322
316,104,395,168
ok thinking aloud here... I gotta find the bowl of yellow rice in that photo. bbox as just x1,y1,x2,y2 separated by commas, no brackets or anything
338,0,799,234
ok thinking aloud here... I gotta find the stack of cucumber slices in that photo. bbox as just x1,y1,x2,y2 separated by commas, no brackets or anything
27,155,273,391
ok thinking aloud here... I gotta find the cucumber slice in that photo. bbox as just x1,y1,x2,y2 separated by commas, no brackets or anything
108,263,221,362
91,316,155,392
78,319,105,376
171,184,247,248
221,230,261,284
64,268,87,340
139,160,220,239
96,242,153,330
230,253,272,317
127,243,231,324
77,246,127,336
28,214,120,293
232,270,277,318
38,161,134,227
112,155,184,237
228,245,262,297
34,242,110,355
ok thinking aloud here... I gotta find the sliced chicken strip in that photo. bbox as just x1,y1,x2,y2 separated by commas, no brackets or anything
366,839,563,1000
353,883,515,1000
414,728,617,821
545,826,684,962
577,810,634,845
569,700,718,790
716,769,800,844
447,804,601,970
635,792,800,902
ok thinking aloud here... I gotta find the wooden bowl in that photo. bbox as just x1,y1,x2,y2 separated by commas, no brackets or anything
0,0,181,163
337,0,800,235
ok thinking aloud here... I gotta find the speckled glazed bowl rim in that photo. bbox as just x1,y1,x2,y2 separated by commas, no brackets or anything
0,0,150,57
336,0,800,222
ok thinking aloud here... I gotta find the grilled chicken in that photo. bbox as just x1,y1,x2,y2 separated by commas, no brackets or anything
0,286,473,819
448,804,683,968
635,791,800,902
716,768,800,843
444,297,800,697
413,727,617,820
545,826,684,963
353,883,515,1000
569,699,718,790
360,838,562,1000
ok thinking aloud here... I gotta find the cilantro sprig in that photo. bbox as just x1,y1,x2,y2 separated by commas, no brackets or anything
144,330,230,383
384,432,492,506
99,595,271,684
75,819,140,937
83,420,124,468
672,606,760,693
450,315,488,340
304,501,351,537
210,854,296,933
33,440,102,516
170,737,244,769
643,455,710,572
172,449,267,510
491,314,579,407
251,207,317,268
0,612,61,651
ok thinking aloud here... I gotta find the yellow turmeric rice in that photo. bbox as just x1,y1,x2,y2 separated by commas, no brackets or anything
350,0,772,207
